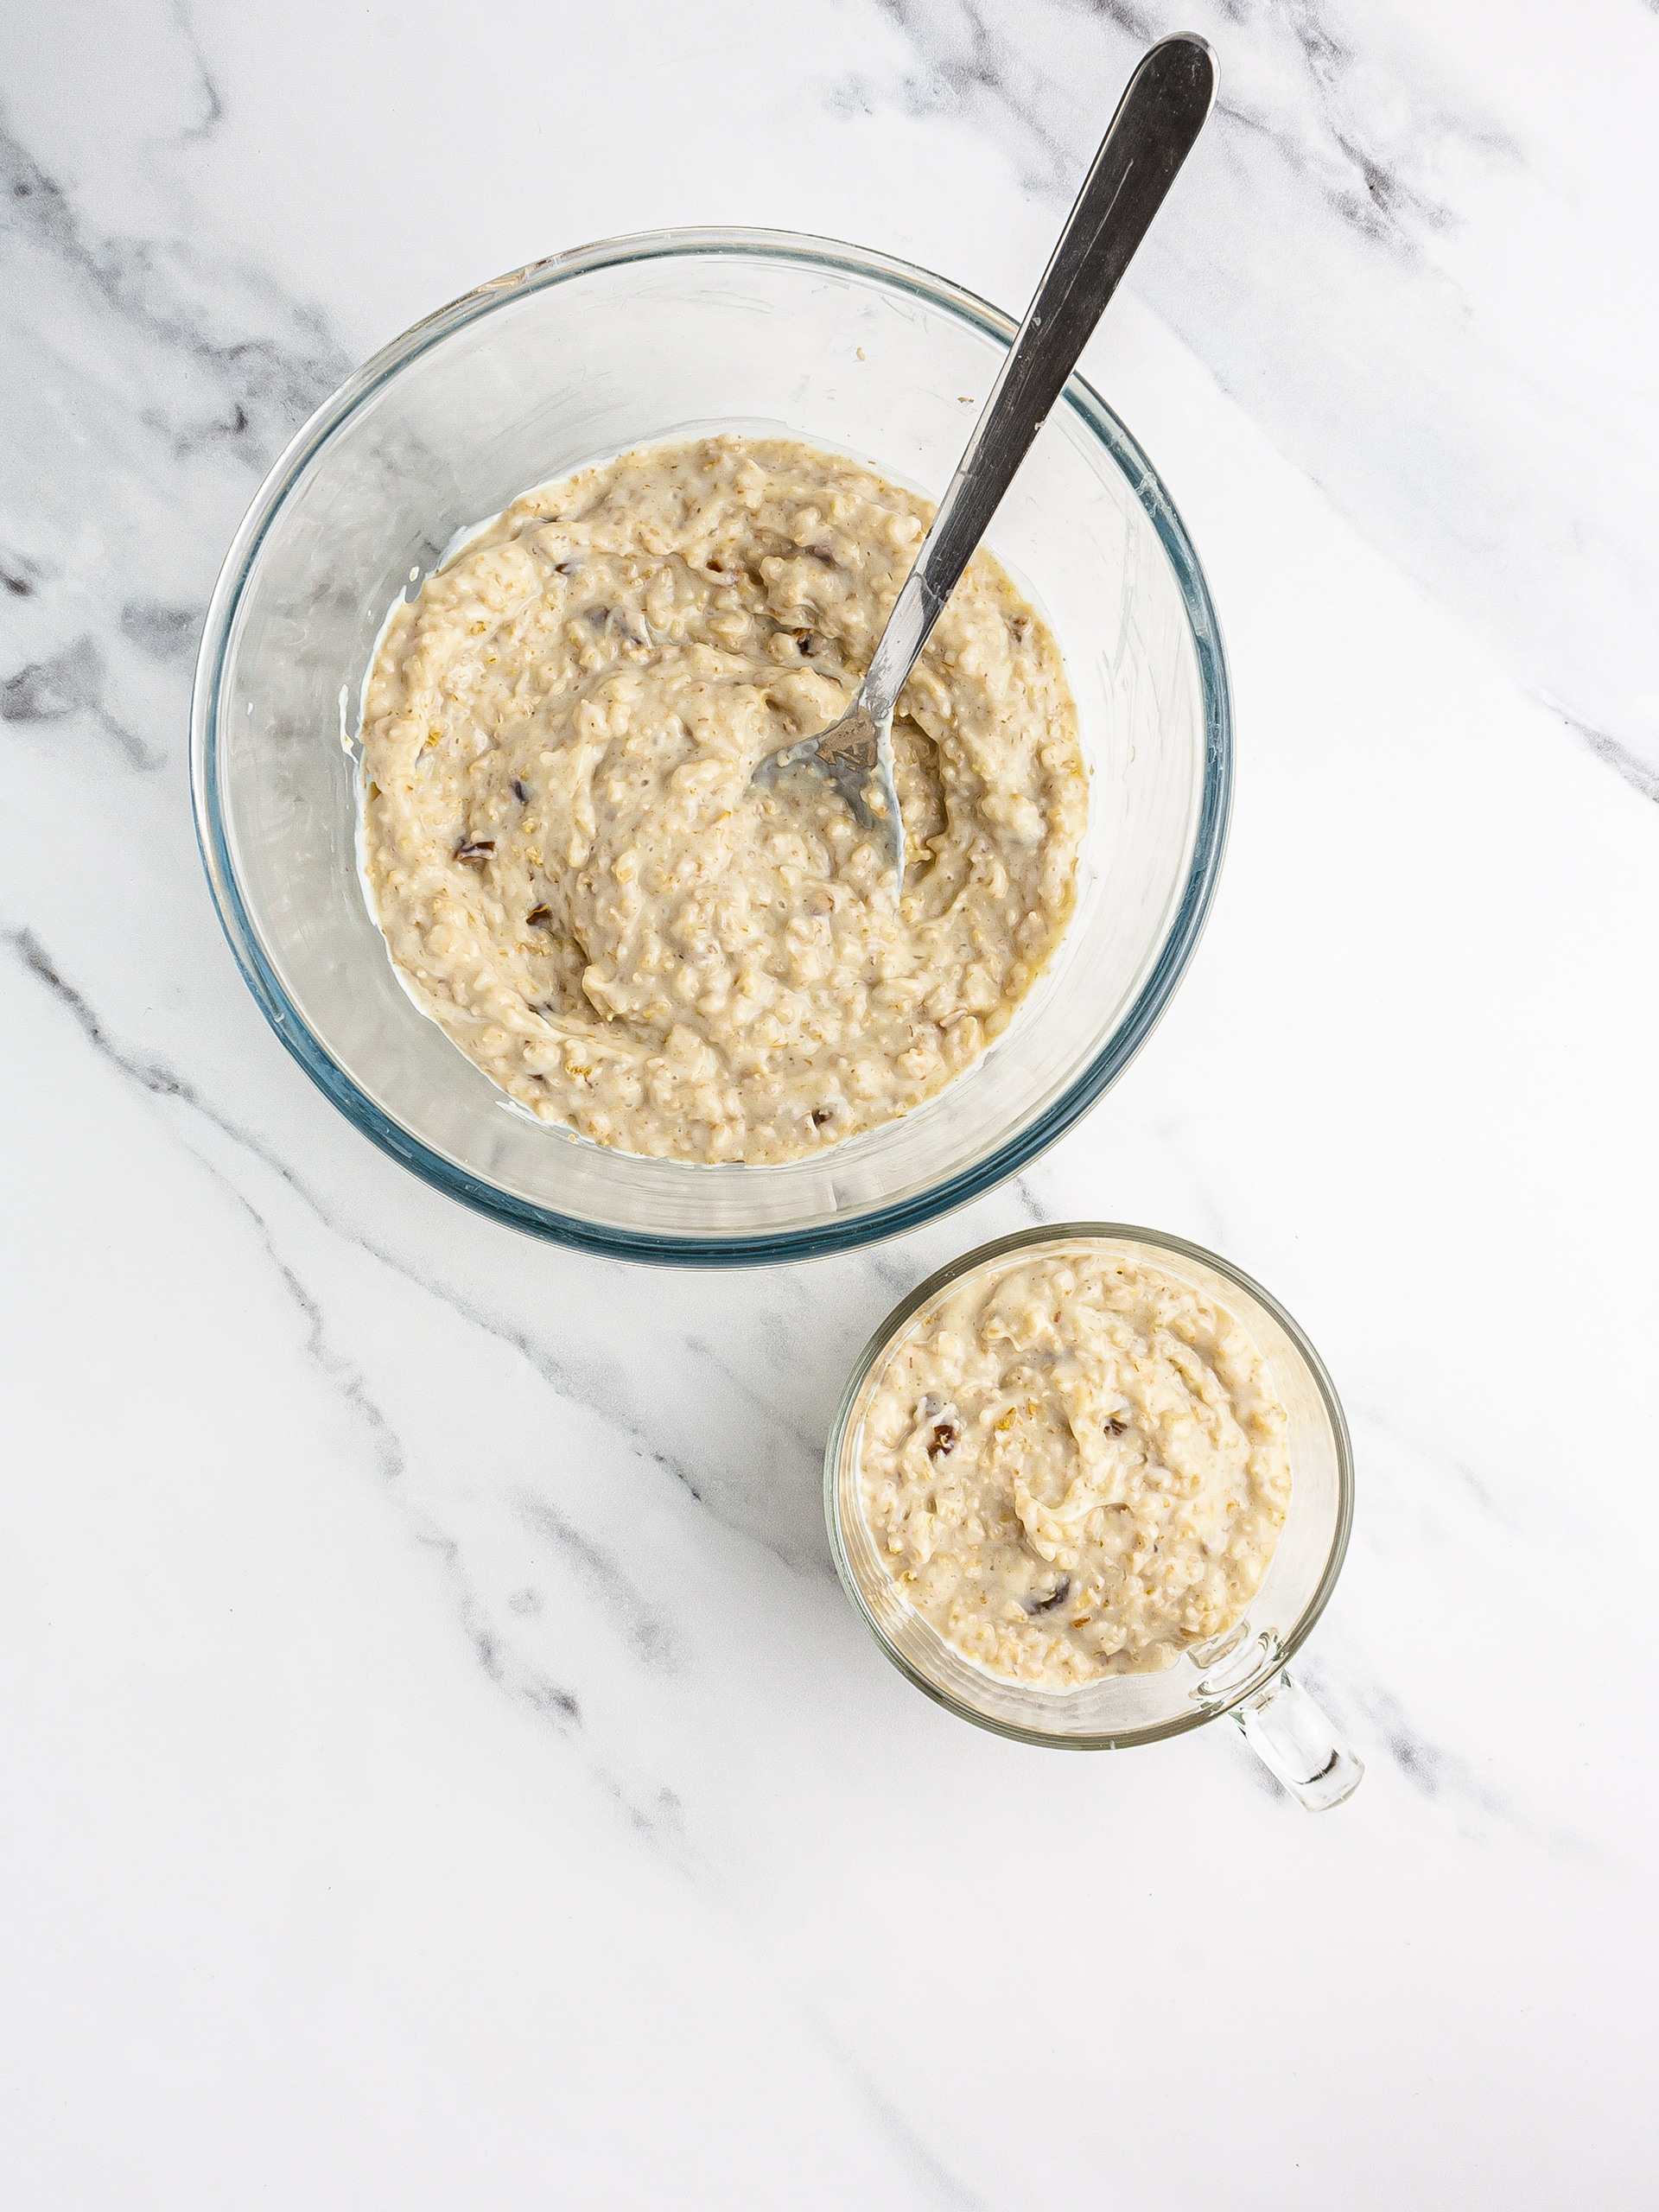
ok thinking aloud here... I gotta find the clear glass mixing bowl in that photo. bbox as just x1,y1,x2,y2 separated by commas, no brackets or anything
191,230,1231,1264
826,1224,1363,1808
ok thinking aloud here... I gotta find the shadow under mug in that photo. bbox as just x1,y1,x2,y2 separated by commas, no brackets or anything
825,1224,1363,1810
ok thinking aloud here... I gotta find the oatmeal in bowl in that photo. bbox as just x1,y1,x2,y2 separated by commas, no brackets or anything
359,435,1088,1165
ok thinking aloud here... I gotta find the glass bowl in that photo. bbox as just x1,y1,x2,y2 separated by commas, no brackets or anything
191,229,1231,1265
825,1224,1363,1808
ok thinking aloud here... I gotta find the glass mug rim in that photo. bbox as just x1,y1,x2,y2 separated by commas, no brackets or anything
823,1220,1356,1750
190,227,1233,1265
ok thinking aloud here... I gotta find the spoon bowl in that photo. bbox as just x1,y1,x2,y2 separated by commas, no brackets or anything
752,699,904,880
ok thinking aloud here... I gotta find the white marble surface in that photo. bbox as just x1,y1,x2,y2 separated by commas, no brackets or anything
3,2,1656,2202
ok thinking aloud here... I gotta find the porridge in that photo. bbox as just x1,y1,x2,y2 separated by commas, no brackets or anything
857,1246,1291,1685
358,435,1086,1164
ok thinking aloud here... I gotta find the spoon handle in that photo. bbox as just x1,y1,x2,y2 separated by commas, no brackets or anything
859,34,1217,724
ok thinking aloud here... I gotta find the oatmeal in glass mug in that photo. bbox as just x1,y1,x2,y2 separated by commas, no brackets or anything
825,1224,1363,1809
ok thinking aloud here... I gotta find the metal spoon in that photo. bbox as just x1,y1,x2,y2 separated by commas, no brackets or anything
753,33,1217,880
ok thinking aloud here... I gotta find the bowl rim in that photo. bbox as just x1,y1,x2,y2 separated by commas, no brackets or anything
823,1222,1355,1749
190,225,1234,1268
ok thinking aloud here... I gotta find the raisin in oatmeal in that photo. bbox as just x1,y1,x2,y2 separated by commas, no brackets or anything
857,1245,1291,1685
358,435,1085,1163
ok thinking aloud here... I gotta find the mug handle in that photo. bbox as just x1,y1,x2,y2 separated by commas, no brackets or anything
1232,1666,1363,1811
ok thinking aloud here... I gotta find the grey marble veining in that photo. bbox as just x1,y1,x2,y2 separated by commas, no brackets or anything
0,79,350,811
5,919,734,1860
870,0,1659,786
3,2,1655,2201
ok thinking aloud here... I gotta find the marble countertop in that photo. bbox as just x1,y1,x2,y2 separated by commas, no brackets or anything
3,1,1656,2202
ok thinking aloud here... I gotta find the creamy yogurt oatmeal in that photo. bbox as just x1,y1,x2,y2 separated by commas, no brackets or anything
358,435,1086,1164
857,1245,1291,1685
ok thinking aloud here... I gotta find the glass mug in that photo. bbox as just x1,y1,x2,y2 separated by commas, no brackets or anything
824,1224,1363,1809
